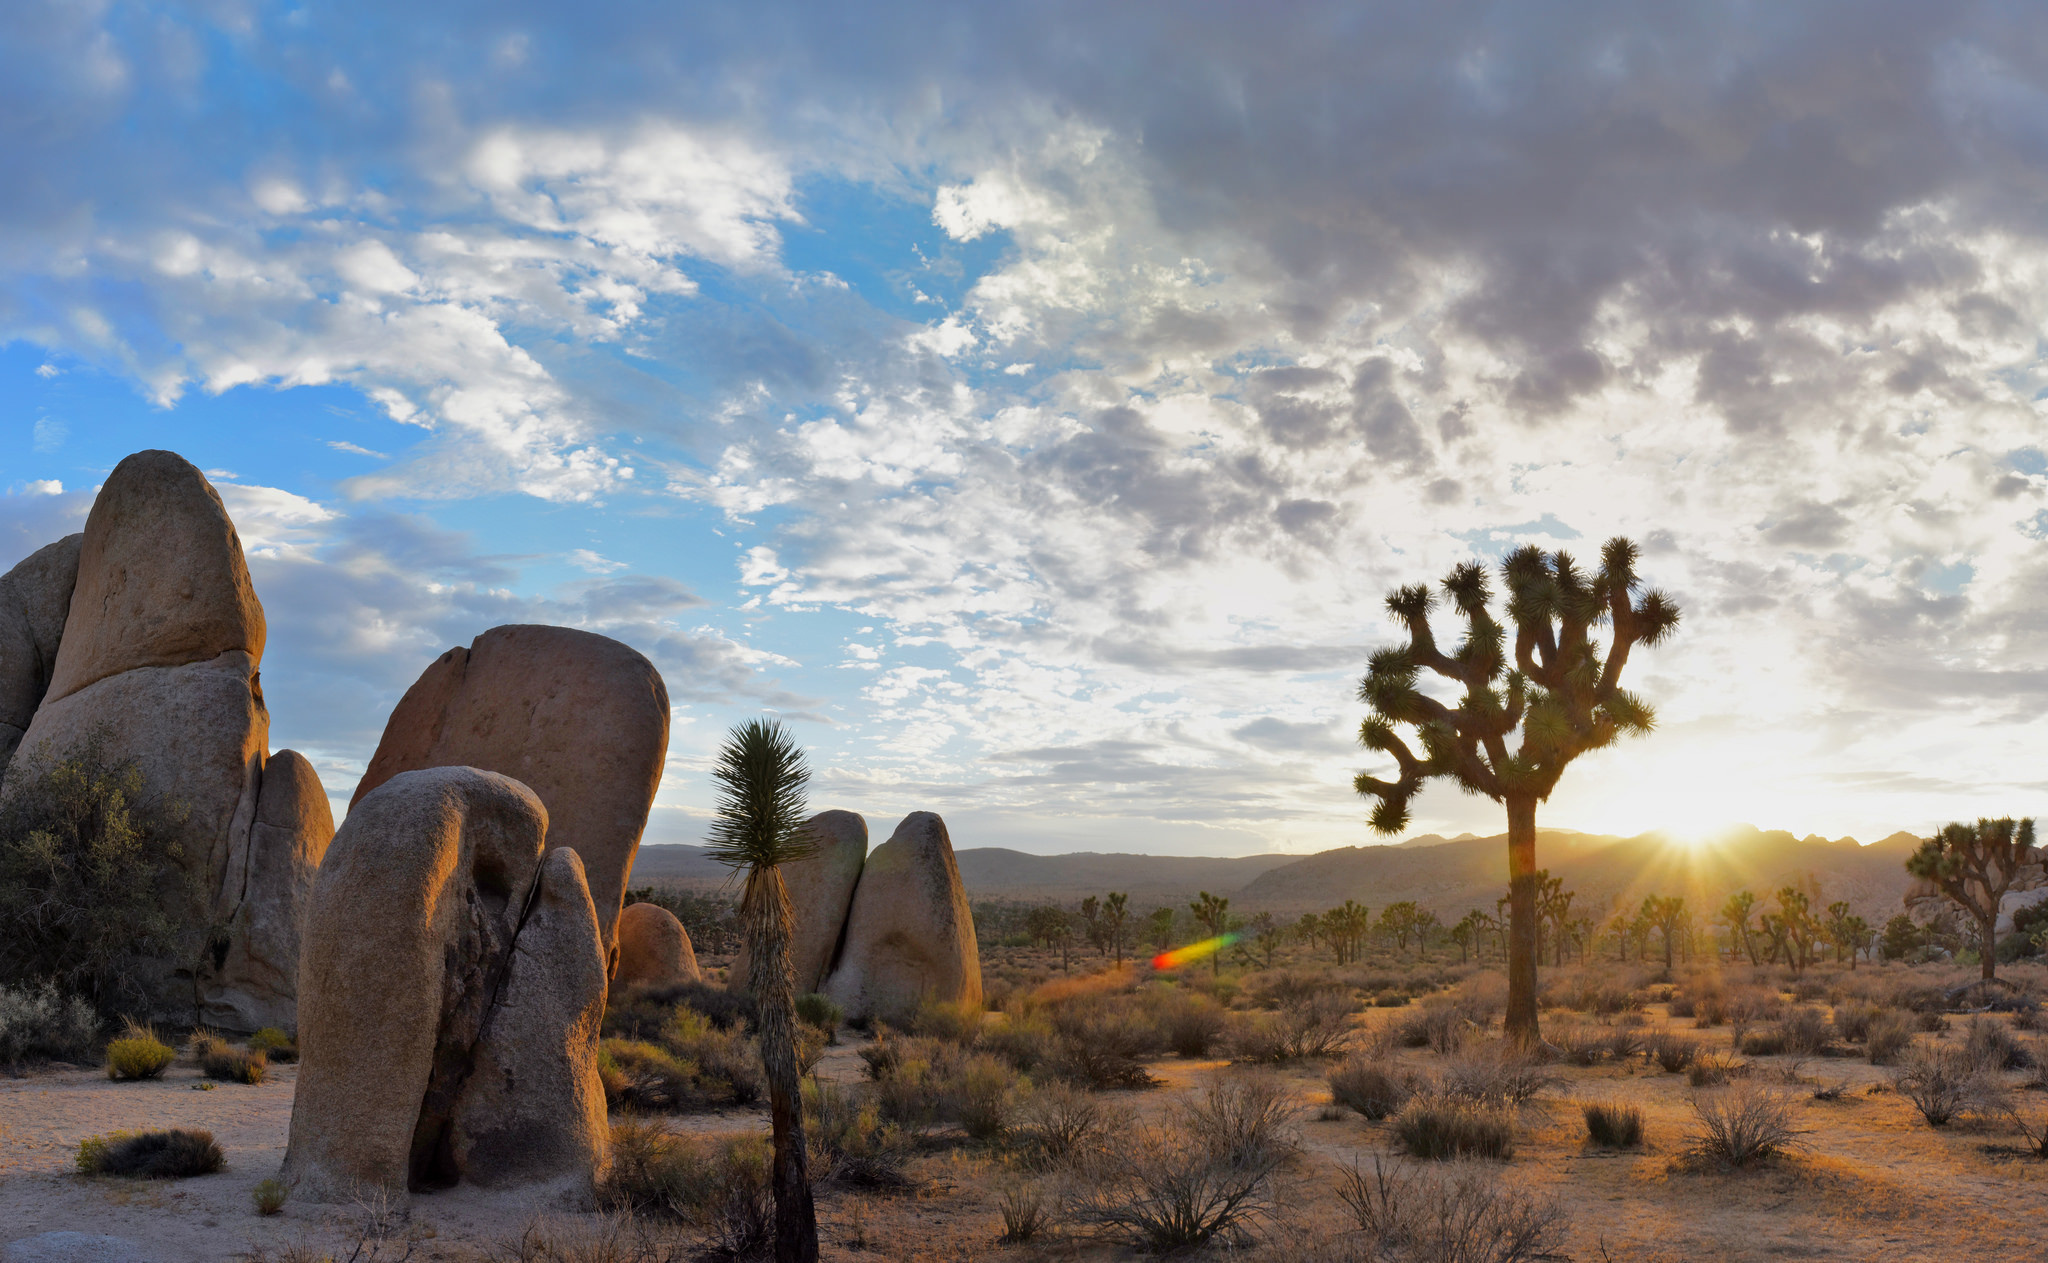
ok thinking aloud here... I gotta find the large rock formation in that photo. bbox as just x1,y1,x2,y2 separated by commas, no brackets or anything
5,452,312,1027
614,900,701,989
286,766,608,1203
0,534,81,777
352,625,670,969
732,809,867,994
824,812,982,1024
204,750,335,1032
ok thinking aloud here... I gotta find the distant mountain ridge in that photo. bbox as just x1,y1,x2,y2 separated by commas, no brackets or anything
628,824,1930,919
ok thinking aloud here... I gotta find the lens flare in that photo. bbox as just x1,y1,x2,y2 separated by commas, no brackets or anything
1151,932,1240,971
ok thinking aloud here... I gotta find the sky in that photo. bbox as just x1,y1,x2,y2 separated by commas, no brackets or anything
3,3,2047,856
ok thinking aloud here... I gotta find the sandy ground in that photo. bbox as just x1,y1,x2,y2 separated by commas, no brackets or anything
8,1000,2048,1261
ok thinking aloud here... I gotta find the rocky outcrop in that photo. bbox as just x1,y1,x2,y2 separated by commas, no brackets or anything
204,750,335,1032
451,847,610,1194
614,900,701,988
352,625,669,969
284,766,608,1203
7,453,280,1023
0,534,81,778
824,812,981,1024
732,810,866,994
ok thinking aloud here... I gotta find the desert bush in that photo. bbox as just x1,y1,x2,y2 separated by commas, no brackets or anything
1231,990,1355,1064
246,1027,297,1062
1336,1155,1565,1263
795,992,843,1038
1377,990,1410,1008
1180,1073,1296,1170
910,997,984,1045
1965,1015,2032,1072
1399,999,1478,1056
950,1053,1023,1140
1438,1044,1555,1108
1741,1007,1831,1057
601,1039,702,1111
1916,1010,1950,1033
1330,1055,1412,1120
77,1128,224,1178
980,1007,1056,1072
603,980,755,1043
1893,1045,2001,1127
997,1175,1057,1243
1602,1026,1644,1061
600,1116,772,1251
1831,1002,1882,1044
1548,1023,1606,1067
1582,1101,1645,1148
1644,1031,1699,1073
1687,1055,1746,1088
663,1009,762,1105
1046,1003,1160,1089
1072,1123,1280,1252
0,981,99,1065
1393,1095,1515,1161
193,1033,266,1084
1865,1011,1915,1066
1020,1080,1126,1167
1686,1085,1806,1167
252,1176,286,1216
1147,988,1228,1058
804,1079,913,1189
104,1020,176,1080
0,739,197,1016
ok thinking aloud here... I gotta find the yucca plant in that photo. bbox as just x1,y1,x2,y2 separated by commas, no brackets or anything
1354,538,1679,1043
1905,817,2042,983
705,719,819,1263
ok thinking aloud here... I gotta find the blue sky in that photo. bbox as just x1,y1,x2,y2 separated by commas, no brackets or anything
5,3,2048,854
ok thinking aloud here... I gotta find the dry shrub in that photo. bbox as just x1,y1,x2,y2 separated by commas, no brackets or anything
804,1079,913,1189
252,1176,287,1216
247,1027,298,1062
1685,1084,1806,1168
1740,1007,1831,1057
997,1175,1057,1243
1021,1080,1127,1167
1548,1023,1606,1067
1072,1118,1280,1252
1047,1002,1161,1089
1865,1011,1915,1066
1231,990,1355,1064
1892,1045,2003,1127
0,981,99,1065
1399,999,1479,1056
77,1128,224,1178
105,1020,176,1080
1336,1155,1564,1263
1146,988,1228,1058
1330,1055,1412,1120
1437,1044,1555,1108
1965,1015,2032,1072
600,1118,771,1254
950,1053,1023,1140
1644,1031,1699,1073
1602,1026,1644,1061
1393,1095,1515,1161
1179,1073,1296,1170
980,1007,1055,1072
909,997,984,1044
1831,1002,1882,1044
1582,1101,1644,1148
1687,1054,1746,1088
194,1033,266,1084
664,1009,762,1105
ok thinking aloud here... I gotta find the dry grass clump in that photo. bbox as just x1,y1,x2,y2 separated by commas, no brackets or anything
1581,1099,1645,1147
1046,1000,1162,1089
979,1006,1056,1071
252,1176,287,1216
1071,1078,1290,1252
1964,1015,2032,1072
76,1128,225,1178
1436,1043,1555,1108
1892,1045,2003,1127
1739,1007,1832,1058
246,1027,298,1062
1548,1022,1608,1067
997,1175,1058,1243
1019,1080,1127,1167
1687,1054,1748,1088
1338,1155,1565,1263
1644,1031,1700,1073
104,1020,176,1080
193,1032,267,1084
950,1053,1025,1140
1393,1095,1515,1161
1685,1084,1807,1168
1330,1055,1413,1120
1146,987,1229,1058
1865,1011,1916,1066
1397,998,1484,1055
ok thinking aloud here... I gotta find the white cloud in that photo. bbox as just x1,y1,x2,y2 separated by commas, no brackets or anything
567,548,626,574
326,440,388,458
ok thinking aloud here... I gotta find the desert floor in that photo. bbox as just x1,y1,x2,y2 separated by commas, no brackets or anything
6,966,2048,1261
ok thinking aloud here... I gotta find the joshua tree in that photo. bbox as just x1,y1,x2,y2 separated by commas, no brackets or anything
705,719,819,1263
1906,817,2044,983
1353,538,1680,1043
1720,890,1760,965
1449,911,1480,964
1190,891,1231,976
1536,872,1574,967
1379,901,1422,955
1641,895,1687,971
1147,906,1176,953
1103,892,1131,965
1774,887,1816,974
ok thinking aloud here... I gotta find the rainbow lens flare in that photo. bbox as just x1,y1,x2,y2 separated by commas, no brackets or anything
1151,932,1239,971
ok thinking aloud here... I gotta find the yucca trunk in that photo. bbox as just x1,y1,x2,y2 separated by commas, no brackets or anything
1504,796,1540,1046
1979,911,1998,982
743,865,817,1263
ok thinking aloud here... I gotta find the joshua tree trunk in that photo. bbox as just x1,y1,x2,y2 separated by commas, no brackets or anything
744,867,817,1263
1505,796,1540,1045
1980,911,1998,982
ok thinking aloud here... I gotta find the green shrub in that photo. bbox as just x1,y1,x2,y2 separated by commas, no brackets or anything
909,997,983,1044
1392,1095,1514,1160
601,1038,704,1111
252,1176,286,1215
77,1129,224,1178
105,1024,177,1081
980,1008,1056,1072
949,1053,1022,1140
0,738,195,1015
795,992,843,1038
1583,1101,1644,1147
804,1079,914,1189
1328,1055,1411,1120
247,1028,297,1062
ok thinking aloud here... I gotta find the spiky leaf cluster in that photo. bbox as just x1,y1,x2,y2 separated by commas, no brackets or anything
1905,816,2043,923
1354,537,1680,833
704,718,816,871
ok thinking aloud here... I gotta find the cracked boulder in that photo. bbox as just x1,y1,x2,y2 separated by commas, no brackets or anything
823,811,981,1024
